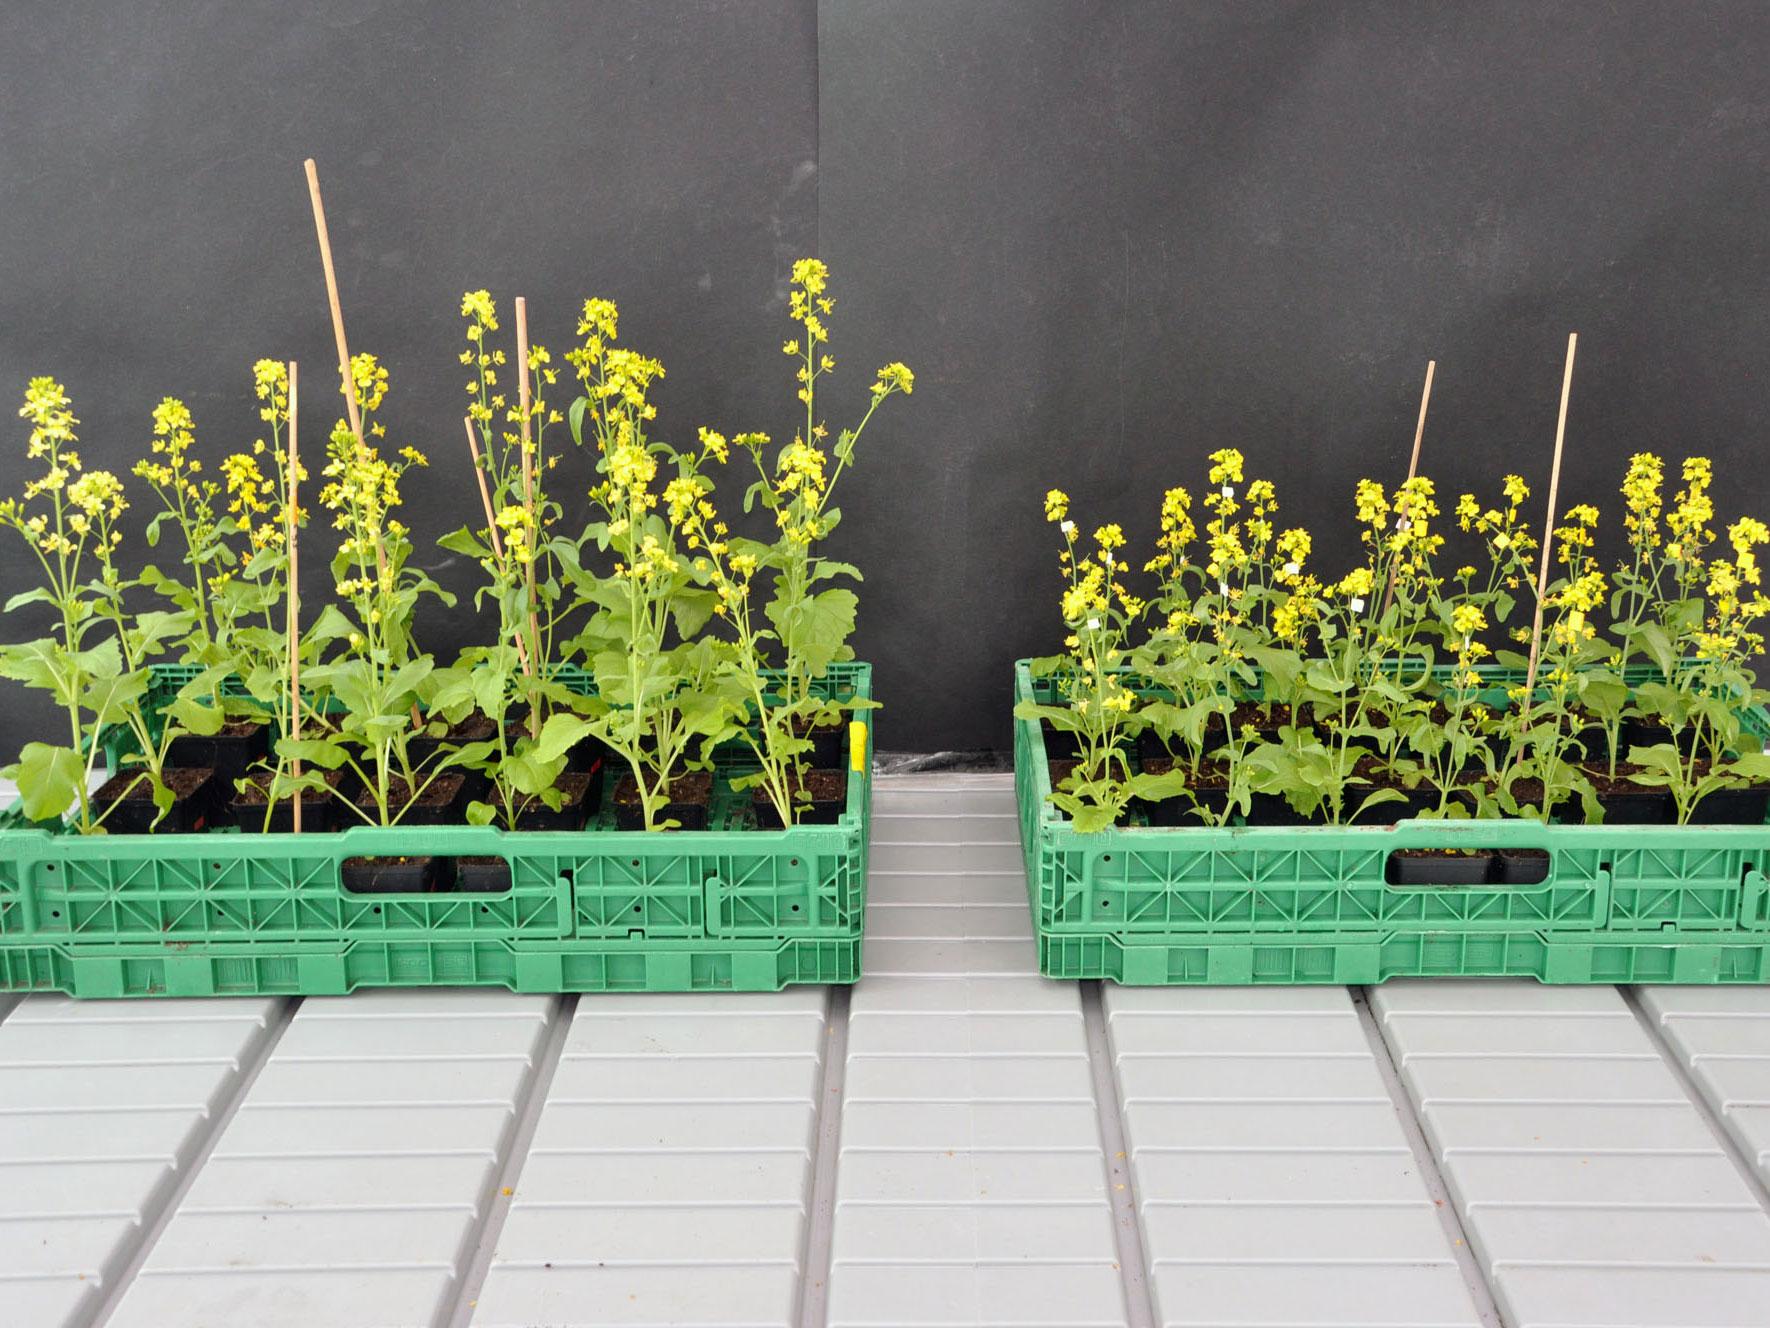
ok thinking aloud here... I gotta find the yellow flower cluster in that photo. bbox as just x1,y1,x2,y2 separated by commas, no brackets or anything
350,353,390,415
221,451,280,551
1622,452,1663,549
873,362,915,398
252,359,288,428
1666,456,1715,570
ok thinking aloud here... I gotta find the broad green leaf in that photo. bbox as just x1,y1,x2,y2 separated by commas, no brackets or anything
9,742,83,821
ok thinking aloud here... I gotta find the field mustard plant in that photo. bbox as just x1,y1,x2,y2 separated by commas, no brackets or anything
691,259,913,825
278,355,463,825
564,296,741,829
432,291,598,830
0,379,181,827
1030,450,1770,831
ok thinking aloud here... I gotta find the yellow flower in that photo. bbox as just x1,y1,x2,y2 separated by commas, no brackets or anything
1353,478,1389,529
1207,448,1244,488
1621,452,1663,547
1337,566,1374,599
1451,603,1486,638
873,362,914,397
1044,488,1070,523
460,289,498,328
67,469,127,520
697,427,730,463
350,353,390,413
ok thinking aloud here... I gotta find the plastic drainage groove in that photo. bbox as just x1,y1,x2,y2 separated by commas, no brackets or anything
1620,985,1770,1220
443,992,578,1328
1351,987,1505,1328
87,994,301,1328
1080,979,1156,1328
798,983,851,1328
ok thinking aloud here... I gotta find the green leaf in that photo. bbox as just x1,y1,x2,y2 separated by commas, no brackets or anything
1637,622,1676,678
164,695,225,737
568,396,588,447
438,526,491,560
767,587,858,680
275,738,349,770
465,799,498,827
9,742,83,822
530,713,596,764
2,587,56,614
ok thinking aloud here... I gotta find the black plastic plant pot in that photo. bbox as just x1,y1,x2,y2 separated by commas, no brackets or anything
1686,785,1770,826
1494,849,1552,885
613,771,713,831
451,857,514,893
1243,792,1313,826
512,771,598,832
1041,721,1083,761
792,716,848,769
165,721,270,786
92,767,218,834
1138,787,1230,827
353,773,467,828
341,856,440,894
408,712,498,765
753,768,848,829
1593,789,1672,825
221,769,346,834
1621,719,1699,756
1574,727,1614,764
1136,728,1171,763
1385,849,1498,886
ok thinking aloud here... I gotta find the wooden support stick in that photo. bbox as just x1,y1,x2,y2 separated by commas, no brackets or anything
1522,333,1579,712
514,298,542,736
286,360,302,834
303,158,419,727
304,160,364,445
464,416,532,674
1380,360,1436,616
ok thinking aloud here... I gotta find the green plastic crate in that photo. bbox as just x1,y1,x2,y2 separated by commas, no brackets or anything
1013,659,1770,985
0,664,874,997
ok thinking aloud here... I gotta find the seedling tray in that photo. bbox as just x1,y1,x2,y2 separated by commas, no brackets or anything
1013,659,1770,985
0,664,873,998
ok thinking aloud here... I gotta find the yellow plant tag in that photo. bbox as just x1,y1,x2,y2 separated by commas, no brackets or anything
849,720,867,773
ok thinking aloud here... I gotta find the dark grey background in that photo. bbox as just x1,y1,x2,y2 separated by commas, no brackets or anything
4,1,1768,754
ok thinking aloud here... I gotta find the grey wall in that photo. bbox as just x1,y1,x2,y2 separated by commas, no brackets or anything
4,1,1769,754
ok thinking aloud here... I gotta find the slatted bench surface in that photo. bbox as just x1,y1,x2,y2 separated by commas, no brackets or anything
4,773,1770,1326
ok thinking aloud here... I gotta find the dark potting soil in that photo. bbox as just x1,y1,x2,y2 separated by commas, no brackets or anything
95,766,213,804
612,769,714,830
93,766,217,833
613,770,713,808
753,767,848,828
511,771,598,831
353,773,466,824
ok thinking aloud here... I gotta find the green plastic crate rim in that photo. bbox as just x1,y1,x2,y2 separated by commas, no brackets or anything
1013,658,1770,985
0,664,873,997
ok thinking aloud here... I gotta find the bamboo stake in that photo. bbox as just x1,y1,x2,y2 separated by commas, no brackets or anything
303,159,420,727
286,361,302,833
303,160,364,444
1380,360,1436,616
464,416,532,673
1522,333,1579,716
515,298,542,737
